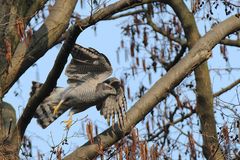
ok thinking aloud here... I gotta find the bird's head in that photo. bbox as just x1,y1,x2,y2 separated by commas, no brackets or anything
96,83,116,97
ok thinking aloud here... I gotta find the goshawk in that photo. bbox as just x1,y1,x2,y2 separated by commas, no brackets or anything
32,44,127,128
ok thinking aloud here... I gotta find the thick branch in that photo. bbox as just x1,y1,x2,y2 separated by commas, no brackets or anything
213,78,240,97
64,15,240,160
0,1,47,82
166,0,225,159
24,0,48,24
76,0,159,29
16,0,47,23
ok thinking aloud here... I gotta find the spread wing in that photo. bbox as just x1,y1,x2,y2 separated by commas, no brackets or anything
33,45,115,129
65,44,112,86
96,77,127,127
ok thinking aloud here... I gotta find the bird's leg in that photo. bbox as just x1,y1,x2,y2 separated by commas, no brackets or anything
53,100,64,115
64,111,73,129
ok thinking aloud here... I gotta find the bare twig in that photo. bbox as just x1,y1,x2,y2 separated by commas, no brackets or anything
213,78,240,97
148,110,195,141
146,9,186,45
76,0,160,29
220,38,240,47
108,9,147,20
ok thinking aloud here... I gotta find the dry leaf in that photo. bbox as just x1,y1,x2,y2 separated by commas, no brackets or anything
131,129,138,159
4,38,12,66
142,59,146,72
143,27,148,47
140,142,145,160
127,86,131,100
124,145,129,160
86,121,94,144
188,132,196,159
56,146,62,160
222,123,229,144
130,40,135,57
26,27,33,46
15,18,25,41
119,146,123,160
97,137,104,158
136,57,139,66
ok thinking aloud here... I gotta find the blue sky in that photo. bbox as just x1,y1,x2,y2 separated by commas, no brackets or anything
3,1,240,159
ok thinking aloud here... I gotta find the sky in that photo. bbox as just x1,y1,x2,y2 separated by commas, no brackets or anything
3,0,240,159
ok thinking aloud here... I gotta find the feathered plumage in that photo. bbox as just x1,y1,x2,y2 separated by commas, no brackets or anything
32,44,127,128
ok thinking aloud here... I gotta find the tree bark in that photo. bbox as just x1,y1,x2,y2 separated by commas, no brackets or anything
165,0,224,159
0,0,48,95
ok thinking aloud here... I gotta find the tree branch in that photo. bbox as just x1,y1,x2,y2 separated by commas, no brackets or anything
24,0,48,24
213,78,240,97
220,38,240,47
159,44,187,71
146,9,186,45
76,0,160,29
108,9,147,20
64,15,240,160
166,0,225,159
147,110,195,142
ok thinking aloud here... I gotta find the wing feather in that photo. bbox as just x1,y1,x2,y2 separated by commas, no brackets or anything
65,44,112,85
97,77,127,127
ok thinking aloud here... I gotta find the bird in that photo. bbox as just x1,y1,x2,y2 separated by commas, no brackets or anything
32,44,127,129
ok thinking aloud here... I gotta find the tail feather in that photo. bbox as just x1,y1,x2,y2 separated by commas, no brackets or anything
30,81,67,128
30,81,42,97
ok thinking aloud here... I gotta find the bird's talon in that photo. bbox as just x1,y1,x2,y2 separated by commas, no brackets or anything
64,113,73,129
53,100,64,115
64,118,72,129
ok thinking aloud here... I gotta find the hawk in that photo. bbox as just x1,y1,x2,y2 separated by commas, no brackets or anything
32,44,127,129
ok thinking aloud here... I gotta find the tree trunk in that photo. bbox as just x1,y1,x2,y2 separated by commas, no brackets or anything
166,0,224,159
